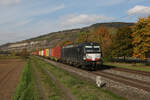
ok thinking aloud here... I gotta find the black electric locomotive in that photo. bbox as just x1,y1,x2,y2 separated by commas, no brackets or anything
61,42,103,70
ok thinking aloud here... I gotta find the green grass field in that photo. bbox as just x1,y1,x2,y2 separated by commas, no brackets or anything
104,62,150,72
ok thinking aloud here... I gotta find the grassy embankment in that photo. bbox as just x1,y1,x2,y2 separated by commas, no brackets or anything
31,58,68,100
104,62,150,72
33,57,126,100
13,60,41,100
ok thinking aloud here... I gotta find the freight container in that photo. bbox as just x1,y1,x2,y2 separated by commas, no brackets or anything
39,51,40,56
51,48,54,57
32,52,35,55
41,50,44,56
49,48,51,57
40,50,42,56
46,48,49,57
53,46,62,59
39,50,41,56
38,51,40,56
36,51,39,56
44,49,46,56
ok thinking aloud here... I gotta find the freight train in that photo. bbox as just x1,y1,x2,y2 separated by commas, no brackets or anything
33,42,103,70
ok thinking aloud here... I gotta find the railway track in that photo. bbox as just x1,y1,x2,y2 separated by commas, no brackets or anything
111,67,150,77
93,71,150,92
40,57,150,91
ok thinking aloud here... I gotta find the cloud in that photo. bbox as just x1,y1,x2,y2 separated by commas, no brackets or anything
128,5,150,16
0,2,65,45
0,4,65,27
0,0,20,5
61,14,114,27
28,4,65,17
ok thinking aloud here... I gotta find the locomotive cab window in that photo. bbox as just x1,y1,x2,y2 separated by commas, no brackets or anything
85,46,100,53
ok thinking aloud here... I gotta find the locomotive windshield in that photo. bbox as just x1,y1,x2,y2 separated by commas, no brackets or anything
85,46,100,53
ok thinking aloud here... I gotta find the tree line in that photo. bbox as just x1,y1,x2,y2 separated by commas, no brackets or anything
62,16,150,60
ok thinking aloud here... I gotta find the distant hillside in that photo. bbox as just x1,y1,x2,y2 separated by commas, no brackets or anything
26,22,134,44
0,22,134,51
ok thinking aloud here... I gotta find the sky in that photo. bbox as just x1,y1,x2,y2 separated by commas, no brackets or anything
0,0,150,45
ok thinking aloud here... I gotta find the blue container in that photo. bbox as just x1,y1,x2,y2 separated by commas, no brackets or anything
49,48,51,57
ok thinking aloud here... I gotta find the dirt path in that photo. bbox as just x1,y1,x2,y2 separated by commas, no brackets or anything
0,59,25,100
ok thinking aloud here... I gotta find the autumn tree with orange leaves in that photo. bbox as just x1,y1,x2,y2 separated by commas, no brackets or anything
91,26,112,57
132,17,150,59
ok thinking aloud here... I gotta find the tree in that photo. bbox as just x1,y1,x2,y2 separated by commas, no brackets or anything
91,26,112,57
132,17,150,59
111,26,133,59
75,31,90,43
